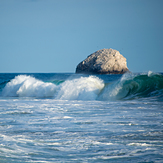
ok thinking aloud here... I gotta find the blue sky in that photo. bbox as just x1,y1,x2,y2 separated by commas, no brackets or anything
0,0,163,73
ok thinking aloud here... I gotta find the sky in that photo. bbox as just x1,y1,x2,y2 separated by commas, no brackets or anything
0,0,163,73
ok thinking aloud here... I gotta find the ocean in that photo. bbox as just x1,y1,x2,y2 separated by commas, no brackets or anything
0,72,163,163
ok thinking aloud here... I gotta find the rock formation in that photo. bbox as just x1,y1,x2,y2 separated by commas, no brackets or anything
76,48,129,74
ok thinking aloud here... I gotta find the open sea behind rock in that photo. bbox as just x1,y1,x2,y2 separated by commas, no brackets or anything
0,72,163,162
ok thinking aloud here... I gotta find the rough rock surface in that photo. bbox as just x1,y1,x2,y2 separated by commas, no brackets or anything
76,48,129,74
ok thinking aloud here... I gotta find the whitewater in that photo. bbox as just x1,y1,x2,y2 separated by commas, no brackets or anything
0,72,163,162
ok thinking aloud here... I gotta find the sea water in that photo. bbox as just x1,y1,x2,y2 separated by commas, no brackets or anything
0,72,163,162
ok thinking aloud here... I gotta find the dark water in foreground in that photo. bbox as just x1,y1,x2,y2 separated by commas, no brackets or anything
0,72,163,162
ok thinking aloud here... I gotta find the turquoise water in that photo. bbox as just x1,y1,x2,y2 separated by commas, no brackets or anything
0,72,163,162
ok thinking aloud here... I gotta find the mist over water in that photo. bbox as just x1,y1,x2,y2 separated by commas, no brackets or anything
0,72,163,162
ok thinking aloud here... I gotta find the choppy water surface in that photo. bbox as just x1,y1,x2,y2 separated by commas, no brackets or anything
0,72,163,162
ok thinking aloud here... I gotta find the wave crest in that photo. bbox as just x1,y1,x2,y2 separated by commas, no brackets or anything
56,76,104,100
1,75,104,100
2,75,57,98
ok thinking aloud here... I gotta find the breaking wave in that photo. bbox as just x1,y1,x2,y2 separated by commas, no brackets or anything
99,71,163,100
1,75,57,98
55,76,104,100
1,75,104,100
1,72,163,101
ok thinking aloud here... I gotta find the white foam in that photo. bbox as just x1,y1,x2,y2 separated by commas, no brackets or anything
2,75,105,100
2,75,57,98
56,76,104,100
128,143,152,147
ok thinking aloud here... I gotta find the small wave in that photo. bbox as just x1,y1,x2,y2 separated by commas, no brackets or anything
1,75,57,98
55,76,104,100
99,72,163,100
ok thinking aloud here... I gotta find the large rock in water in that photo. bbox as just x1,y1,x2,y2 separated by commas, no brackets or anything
76,48,129,74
